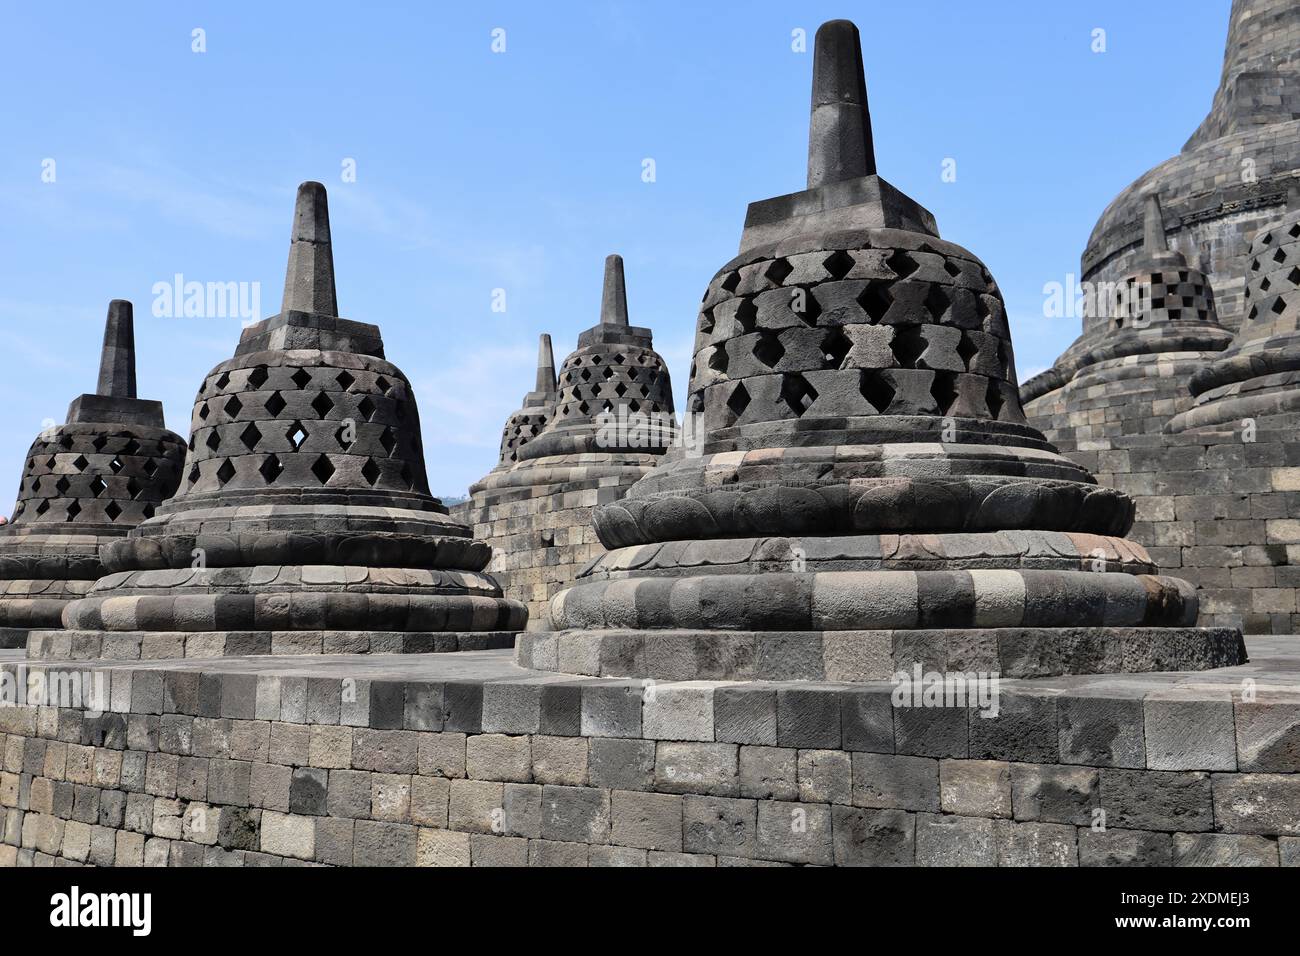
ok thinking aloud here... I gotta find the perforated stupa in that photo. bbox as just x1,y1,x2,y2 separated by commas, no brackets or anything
519,20,1247,681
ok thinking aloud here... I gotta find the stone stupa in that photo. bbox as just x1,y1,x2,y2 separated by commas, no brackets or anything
0,301,185,648
519,20,1246,682
30,182,525,659
457,254,676,628
1022,192,1233,450
1167,200,1300,431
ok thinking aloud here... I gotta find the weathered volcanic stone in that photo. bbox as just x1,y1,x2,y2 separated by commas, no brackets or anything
1080,0,1300,335
519,19,1245,682
27,182,525,659
1023,193,1233,451
456,255,677,629
0,300,185,648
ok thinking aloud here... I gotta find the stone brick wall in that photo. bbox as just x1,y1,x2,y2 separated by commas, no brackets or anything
1,654,1295,867
1062,427,1300,634
454,472,644,631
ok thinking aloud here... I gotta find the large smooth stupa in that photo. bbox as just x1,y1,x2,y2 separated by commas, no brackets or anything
30,182,525,659
519,21,1246,681
0,301,185,647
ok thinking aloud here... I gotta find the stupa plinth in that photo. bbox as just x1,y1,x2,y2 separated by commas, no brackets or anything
520,20,1246,681
29,182,525,659
0,301,185,647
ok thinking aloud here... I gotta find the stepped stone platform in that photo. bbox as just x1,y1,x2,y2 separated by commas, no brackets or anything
0,638,1296,867
455,255,676,630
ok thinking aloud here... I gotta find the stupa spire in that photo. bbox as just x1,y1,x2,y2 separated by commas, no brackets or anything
280,181,338,316
600,254,629,326
807,19,877,189
96,299,137,399
1142,192,1170,255
535,333,557,395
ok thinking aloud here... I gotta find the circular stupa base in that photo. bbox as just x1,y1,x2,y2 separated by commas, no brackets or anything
517,626,1247,682
28,628,517,661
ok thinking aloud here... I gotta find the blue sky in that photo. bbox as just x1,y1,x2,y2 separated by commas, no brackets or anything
0,0,1230,500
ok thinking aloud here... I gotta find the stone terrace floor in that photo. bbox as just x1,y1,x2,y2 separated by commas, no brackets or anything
3,637,1297,698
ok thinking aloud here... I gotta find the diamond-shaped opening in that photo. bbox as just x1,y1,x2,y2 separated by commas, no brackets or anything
614,382,628,397
1272,297,1287,315
580,368,592,382
823,250,855,281
71,455,88,472
720,271,741,293
259,454,284,484
779,373,818,417
592,355,602,365
105,501,122,522
291,368,312,389
699,308,716,335
357,396,376,421
214,372,231,391
55,475,70,494
379,427,396,456
311,391,335,418
821,328,852,369
143,504,155,519
886,249,919,278
578,401,591,415
376,376,392,394
943,259,962,278
188,463,200,485
957,334,980,370
794,289,822,326
126,477,141,499
89,475,107,497
858,282,893,322
361,457,381,486
206,431,221,451
224,396,243,418
1289,224,1300,239
726,382,751,420
590,383,603,398
264,392,287,417
627,399,641,413
924,285,951,320
707,342,730,375
109,456,124,474
753,330,786,369
240,422,263,451
1275,248,1287,264
891,325,927,368
142,458,157,478
735,297,758,334
198,403,210,421
247,366,269,389
1251,258,1262,272
602,366,615,379
986,380,1005,420
612,353,626,365
765,258,794,285
65,500,81,521
931,372,959,415
92,435,108,452
336,370,355,391
287,421,308,450
216,459,237,485
1261,277,1272,292
35,499,49,516
335,425,353,450
860,369,895,414
1289,267,1300,286
310,454,335,485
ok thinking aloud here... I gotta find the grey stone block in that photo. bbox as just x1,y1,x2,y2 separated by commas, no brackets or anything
611,790,683,852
